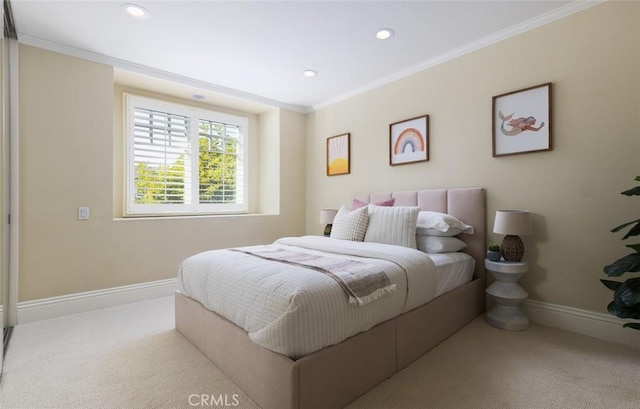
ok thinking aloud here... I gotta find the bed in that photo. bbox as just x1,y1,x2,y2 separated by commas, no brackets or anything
175,187,486,409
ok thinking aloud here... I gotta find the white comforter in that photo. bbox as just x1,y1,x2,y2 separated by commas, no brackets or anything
177,236,438,358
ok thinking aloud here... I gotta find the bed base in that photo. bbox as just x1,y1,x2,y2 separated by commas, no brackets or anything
175,278,484,409
175,187,486,409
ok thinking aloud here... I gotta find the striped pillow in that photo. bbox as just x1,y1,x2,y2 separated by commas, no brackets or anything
330,206,369,241
364,205,421,248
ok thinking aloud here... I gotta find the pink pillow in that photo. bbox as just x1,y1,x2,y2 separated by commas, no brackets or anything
351,198,395,210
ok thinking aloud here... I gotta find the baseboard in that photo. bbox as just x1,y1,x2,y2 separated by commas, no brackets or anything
521,299,640,349
17,278,177,324
15,282,640,348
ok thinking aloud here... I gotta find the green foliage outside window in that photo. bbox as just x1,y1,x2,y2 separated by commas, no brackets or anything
134,122,240,205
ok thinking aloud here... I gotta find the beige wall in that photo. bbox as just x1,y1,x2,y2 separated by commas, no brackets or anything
305,2,640,314
14,2,640,316
18,45,306,301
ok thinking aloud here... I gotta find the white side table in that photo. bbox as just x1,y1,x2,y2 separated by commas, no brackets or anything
485,259,529,331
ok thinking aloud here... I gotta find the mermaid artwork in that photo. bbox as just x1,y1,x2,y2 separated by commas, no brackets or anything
498,111,545,136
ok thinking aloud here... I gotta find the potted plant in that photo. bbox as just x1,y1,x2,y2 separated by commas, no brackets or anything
487,243,502,262
601,175,640,330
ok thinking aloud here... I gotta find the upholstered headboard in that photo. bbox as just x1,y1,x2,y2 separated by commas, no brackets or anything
352,188,486,283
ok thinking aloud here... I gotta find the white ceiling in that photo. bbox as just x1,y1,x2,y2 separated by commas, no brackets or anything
11,0,598,112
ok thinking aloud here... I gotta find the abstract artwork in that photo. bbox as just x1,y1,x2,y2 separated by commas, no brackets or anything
492,82,552,157
326,133,350,176
389,115,429,166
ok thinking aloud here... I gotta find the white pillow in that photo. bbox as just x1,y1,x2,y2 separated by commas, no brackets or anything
416,211,474,237
330,206,369,241
364,205,420,248
416,236,468,253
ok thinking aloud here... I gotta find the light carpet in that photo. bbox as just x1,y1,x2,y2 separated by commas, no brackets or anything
1,296,639,409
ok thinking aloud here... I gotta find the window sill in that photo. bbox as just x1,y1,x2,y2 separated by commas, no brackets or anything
113,212,279,222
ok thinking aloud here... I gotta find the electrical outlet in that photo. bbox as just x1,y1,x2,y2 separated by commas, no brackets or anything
78,206,90,221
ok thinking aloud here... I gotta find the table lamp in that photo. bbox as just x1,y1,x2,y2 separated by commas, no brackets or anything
493,210,532,262
319,209,338,236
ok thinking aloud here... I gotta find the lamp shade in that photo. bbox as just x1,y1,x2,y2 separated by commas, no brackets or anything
493,210,532,235
319,209,338,225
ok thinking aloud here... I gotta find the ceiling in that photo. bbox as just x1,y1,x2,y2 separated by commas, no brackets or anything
11,0,597,112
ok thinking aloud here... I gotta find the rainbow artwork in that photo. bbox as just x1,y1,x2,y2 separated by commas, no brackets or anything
390,115,429,165
393,128,425,155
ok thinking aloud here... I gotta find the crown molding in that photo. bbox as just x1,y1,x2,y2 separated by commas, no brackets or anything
15,1,603,114
313,0,604,111
16,33,312,114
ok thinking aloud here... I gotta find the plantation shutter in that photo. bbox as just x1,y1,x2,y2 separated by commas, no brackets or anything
125,94,248,216
132,107,192,205
198,119,244,204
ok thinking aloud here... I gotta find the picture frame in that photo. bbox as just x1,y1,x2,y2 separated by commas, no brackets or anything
492,82,552,157
326,133,350,176
389,115,429,166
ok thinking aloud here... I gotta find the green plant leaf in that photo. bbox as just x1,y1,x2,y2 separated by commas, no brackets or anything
601,279,623,291
607,300,640,319
613,277,640,307
622,223,640,240
611,219,640,238
626,244,640,253
603,253,640,276
623,322,640,330
611,219,640,232
600,279,622,291
607,300,620,315
621,186,640,196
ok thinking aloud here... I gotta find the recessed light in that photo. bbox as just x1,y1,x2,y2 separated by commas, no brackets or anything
303,70,318,78
122,3,151,20
375,28,395,40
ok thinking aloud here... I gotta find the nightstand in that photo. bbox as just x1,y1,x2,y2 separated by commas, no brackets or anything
485,259,529,331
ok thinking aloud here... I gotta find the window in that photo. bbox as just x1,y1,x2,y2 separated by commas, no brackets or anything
125,94,248,216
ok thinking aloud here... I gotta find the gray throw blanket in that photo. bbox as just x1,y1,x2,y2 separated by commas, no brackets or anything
230,246,396,305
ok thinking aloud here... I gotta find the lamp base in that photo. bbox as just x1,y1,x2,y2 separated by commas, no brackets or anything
501,235,524,262
324,224,332,236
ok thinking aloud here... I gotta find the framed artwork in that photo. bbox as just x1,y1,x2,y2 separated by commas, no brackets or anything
389,115,429,166
492,82,552,157
326,133,350,176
